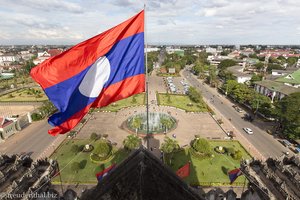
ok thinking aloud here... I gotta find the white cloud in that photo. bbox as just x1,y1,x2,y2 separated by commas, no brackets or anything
0,0,300,44
18,0,84,13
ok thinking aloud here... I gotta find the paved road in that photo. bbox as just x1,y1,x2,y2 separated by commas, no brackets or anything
0,120,65,160
182,69,288,158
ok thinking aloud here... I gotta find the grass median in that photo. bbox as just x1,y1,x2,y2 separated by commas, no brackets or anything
157,93,208,112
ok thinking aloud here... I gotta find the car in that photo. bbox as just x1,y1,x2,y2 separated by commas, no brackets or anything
243,128,253,134
236,108,243,113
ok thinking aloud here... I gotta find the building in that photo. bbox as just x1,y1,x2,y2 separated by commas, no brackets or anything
34,49,63,65
241,156,300,200
166,48,184,56
205,47,217,54
228,50,240,59
0,54,20,66
271,68,298,77
254,69,300,102
226,65,252,83
0,117,17,139
145,47,160,53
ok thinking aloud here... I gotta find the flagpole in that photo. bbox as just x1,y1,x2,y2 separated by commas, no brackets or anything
144,4,150,150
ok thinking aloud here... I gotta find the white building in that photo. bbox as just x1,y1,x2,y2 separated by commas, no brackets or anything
227,65,252,83
0,54,20,66
145,47,160,53
205,47,217,54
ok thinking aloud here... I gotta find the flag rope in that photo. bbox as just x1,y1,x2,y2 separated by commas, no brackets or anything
31,116,99,194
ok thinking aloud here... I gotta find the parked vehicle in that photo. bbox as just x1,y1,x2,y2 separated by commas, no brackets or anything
281,139,292,147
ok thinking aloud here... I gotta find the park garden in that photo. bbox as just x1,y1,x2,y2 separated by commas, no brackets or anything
0,87,47,102
51,132,251,187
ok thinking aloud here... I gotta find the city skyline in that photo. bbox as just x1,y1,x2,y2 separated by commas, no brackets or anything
0,0,300,45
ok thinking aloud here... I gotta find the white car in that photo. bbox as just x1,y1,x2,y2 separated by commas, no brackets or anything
243,128,253,134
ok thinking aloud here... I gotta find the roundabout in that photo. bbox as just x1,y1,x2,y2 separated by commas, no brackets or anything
126,112,177,134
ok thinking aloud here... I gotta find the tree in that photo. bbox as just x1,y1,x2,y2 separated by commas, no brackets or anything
71,162,81,173
160,117,173,132
249,93,272,116
267,63,283,73
286,57,298,67
23,60,35,74
218,59,237,70
188,87,202,103
218,70,235,81
232,83,254,103
222,80,238,95
39,100,56,118
250,74,262,85
192,61,204,76
93,139,112,158
254,62,264,70
90,132,99,141
131,116,142,134
232,150,243,160
191,136,211,156
274,92,300,139
123,135,141,151
249,54,258,59
208,66,217,87
160,136,180,164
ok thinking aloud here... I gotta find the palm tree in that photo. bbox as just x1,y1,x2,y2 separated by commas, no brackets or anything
160,117,173,133
123,135,142,151
160,136,180,164
131,117,142,134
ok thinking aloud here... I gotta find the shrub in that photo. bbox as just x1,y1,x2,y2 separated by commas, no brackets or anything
31,113,43,121
232,150,243,160
191,137,211,156
93,139,112,159
226,147,235,156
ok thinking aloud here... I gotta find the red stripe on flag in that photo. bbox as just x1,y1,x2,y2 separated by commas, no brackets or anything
31,10,144,89
96,164,116,180
93,74,145,108
48,74,145,135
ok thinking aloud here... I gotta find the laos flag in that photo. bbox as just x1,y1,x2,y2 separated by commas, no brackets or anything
30,10,145,136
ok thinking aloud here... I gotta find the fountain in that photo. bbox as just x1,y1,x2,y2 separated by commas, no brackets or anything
126,112,177,134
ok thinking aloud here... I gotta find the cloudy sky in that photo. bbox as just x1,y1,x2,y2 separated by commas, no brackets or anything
0,0,300,45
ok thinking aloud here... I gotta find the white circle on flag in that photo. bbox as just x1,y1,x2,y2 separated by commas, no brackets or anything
79,56,111,98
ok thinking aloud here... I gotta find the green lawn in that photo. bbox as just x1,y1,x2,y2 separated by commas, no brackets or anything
157,93,208,112
50,139,129,184
98,93,145,112
168,140,251,186
0,88,47,101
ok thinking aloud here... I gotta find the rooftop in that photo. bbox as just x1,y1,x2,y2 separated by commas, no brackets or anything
255,79,300,95
275,69,300,84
